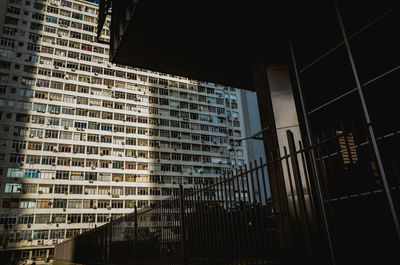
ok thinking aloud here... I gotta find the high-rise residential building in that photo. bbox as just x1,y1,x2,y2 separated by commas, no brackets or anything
0,0,251,262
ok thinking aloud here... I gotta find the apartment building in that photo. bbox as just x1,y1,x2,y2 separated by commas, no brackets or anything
0,0,250,262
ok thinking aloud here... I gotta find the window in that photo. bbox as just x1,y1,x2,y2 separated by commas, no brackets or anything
97,214,109,223
65,229,80,239
53,199,67,208
69,185,82,194
68,199,82,209
45,16,57,24
18,214,34,224
50,229,65,239
67,214,81,224
33,230,49,240
35,214,50,224
82,214,95,223
56,171,69,180
4,183,22,193
37,199,52,208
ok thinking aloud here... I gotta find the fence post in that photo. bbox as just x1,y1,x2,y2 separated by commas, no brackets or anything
134,204,138,265
179,184,187,265
287,130,313,263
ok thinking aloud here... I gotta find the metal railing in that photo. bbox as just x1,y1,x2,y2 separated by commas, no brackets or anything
54,128,400,265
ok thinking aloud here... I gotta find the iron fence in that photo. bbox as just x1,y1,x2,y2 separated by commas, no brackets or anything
54,128,400,265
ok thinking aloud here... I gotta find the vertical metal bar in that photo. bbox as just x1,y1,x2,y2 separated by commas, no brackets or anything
167,197,172,265
219,173,232,264
224,172,237,264
313,137,337,258
210,182,219,265
321,130,342,230
209,184,218,265
109,222,112,264
175,192,180,265
227,171,239,264
289,35,337,265
231,168,244,263
248,161,263,261
197,184,204,265
203,181,213,264
200,181,212,265
215,176,224,264
192,186,199,265
283,146,302,231
186,189,193,264
172,193,176,265
243,164,257,263
217,175,227,262
253,159,269,260
258,157,276,263
287,130,314,263
298,141,317,220
239,166,252,264
179,185,186,265
134,205,138,265
193,186,200,265
283,145,306,262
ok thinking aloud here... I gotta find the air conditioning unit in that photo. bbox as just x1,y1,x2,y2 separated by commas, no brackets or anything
94,73,98,76
93,206,97,209
47,221,52,225
54,65,59,69
52,239,58,245
107,206,111,210
84,191,88,195
71,68,75,72
112,194,119,198
27,224,31,228
57,32,62,37
91,166,96,170
64,126,69,130
37,240,43,245
89,179,94,183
